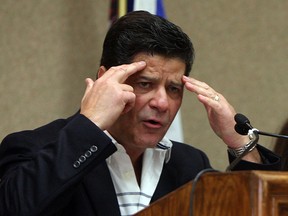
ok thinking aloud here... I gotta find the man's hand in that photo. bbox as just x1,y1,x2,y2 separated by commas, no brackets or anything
80,61,146,130
182,75,262,163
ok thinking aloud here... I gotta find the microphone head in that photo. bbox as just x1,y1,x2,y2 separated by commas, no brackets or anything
234,123,249,135
234,113,253,135
234,113,250,125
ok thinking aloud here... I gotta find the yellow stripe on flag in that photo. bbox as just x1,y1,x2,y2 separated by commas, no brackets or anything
118,0,127,17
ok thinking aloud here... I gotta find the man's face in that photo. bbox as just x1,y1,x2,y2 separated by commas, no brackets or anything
108,53,185,151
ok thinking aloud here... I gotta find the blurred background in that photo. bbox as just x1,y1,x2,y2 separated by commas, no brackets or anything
1,0,288,170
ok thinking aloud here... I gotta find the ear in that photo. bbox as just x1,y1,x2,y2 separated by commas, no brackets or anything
97,66,107,79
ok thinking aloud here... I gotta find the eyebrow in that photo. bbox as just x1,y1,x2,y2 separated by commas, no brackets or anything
137,75,184,87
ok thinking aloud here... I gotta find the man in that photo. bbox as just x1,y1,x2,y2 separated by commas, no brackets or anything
0,11,280,216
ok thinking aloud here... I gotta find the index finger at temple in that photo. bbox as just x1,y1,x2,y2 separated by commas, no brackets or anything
183,76,210,90
117,61,146,82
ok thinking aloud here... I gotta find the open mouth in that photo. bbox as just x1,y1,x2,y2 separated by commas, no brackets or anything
143,119,162,128
148,120,159,125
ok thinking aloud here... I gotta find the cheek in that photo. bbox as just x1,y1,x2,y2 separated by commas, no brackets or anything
172,102,181,113
169,98,182,115
133,93,151,109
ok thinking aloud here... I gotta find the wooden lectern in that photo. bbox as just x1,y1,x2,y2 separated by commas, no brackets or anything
135,171,288,216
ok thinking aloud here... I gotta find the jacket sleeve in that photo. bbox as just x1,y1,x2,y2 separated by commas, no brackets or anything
0,114,116,216
228,144,282,171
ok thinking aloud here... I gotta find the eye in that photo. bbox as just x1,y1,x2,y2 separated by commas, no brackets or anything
138,82,151,89
168,85,182,94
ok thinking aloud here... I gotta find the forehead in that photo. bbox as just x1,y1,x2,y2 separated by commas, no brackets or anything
132,53,186,80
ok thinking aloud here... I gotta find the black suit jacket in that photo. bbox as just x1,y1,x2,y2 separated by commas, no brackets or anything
0,113,280,216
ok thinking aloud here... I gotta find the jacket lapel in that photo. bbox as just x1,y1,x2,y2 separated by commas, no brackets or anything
151,161,179,203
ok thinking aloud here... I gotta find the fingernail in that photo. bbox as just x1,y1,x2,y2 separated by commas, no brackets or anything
138,61,146,66
183,75,189,80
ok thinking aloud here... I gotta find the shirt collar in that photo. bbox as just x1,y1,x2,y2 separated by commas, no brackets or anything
104,130,173,163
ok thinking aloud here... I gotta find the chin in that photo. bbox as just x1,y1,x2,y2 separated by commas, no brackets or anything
137,134,164,148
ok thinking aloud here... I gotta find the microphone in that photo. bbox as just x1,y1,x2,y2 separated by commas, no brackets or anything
226,113,288,171
234,113,253,135
234,113,288,139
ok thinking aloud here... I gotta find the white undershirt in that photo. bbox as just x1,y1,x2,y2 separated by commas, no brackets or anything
105,131,172,216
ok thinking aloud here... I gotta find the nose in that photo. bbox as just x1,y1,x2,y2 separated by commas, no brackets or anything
149,87,169,112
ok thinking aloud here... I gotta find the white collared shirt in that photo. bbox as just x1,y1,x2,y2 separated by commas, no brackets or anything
105,131,172,216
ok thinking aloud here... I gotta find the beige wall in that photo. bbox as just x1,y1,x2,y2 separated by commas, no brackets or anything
1,1,288,170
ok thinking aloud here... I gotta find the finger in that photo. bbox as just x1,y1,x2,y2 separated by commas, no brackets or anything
104,61,146,83
183,75,210,90
122,92,136,114
197,94,221,107
117,61,147,83
183,77,218,99
121,83,134,92
184,81,214,96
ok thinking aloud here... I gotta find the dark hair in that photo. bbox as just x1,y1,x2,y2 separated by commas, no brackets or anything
274,119,288,170
100,10,194,76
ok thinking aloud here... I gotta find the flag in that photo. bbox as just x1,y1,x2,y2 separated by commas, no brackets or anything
110,0,166,21
109,0,184,142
